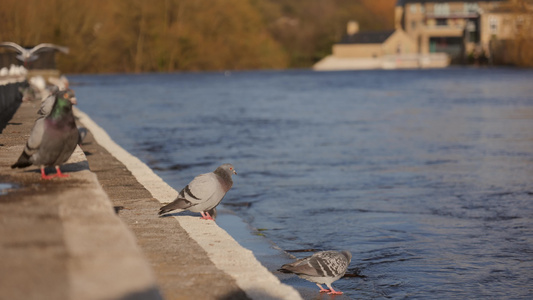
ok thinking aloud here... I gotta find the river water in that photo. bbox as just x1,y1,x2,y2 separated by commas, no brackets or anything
70,68,533,299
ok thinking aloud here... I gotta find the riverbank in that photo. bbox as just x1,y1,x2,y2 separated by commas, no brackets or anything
0,97,301,299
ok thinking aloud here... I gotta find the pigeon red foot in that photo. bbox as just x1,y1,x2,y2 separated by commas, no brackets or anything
317,284,331,293
200,211,215,220
41,166,70,180
327,288,343,295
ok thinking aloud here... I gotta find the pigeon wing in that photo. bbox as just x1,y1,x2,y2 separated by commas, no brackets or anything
11,117,45,168
280,256,322,277
158,173,218,215
316,251,350,277
38,94,56,116
38,123,79,166
27,117,45,152
280,251,349,278
182,173,218,205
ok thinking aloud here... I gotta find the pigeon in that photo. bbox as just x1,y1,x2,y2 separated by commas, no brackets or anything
0,42,69,66
158,164,237,220
11,89,79,179
278,250,352,295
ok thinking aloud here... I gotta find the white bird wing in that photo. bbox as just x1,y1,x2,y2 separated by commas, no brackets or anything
0,42,27,54
31,43,69,55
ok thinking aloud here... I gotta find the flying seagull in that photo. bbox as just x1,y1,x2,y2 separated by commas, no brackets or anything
279,250,352,295
0,42,69,65
158,164,237,220
11,89,79,179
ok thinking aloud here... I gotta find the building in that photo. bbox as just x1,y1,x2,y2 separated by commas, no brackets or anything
314,0,532,70
314,20,449,70
333,25,416,59
396,0,533,63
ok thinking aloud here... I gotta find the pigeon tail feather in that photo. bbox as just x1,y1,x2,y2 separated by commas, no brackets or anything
278,267,295,274
158,198,191,215
11,152,32,169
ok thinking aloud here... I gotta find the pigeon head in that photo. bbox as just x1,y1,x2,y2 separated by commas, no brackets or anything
215,163,237,176
58,89,77,105
50,89,76,120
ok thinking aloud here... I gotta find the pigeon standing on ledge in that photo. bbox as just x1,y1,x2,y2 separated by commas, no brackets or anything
0,42,69,66
279,250,352,295
158,164,237,221
11,90,79,179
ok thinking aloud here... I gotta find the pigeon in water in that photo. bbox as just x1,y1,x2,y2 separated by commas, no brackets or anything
158,164,237,220
0,42,69,66
11,89,79,179
279,250,352,295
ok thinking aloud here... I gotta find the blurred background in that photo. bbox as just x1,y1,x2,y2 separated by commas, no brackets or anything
1,0,531,73
1,1,532,299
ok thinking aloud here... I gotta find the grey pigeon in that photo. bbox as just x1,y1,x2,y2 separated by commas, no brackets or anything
11,89,79,179
158,164,237,220
0,42,69,66
279,250,352,295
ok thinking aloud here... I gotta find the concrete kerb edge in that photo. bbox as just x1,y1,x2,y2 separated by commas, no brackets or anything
74,107,303,300
4,101,160,300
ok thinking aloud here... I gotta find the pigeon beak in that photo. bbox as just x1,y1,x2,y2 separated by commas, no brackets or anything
233,169,237,175
69,97,77,105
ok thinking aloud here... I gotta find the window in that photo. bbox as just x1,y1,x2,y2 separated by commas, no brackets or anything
436,19,447,26
410,4,417,13
489,17,498,34
434,3,450,16
465,3,479,14
411,21,417,30
466,20,476,32
466,21,478,42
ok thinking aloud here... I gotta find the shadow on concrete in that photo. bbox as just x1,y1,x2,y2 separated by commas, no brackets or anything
60,161,90,172
159,210,205,219
218,289,290,300
17,161,90,175
118,286,163,300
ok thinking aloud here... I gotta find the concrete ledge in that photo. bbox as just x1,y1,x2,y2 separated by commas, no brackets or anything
0,102,161,300
0,96,301,300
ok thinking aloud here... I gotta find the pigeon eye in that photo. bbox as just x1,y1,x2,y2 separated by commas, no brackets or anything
229,167,233,170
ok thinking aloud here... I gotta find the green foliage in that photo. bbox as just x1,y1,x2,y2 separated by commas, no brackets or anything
0,0,395,73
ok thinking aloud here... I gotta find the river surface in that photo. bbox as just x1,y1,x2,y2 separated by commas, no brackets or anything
70,68,533,299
